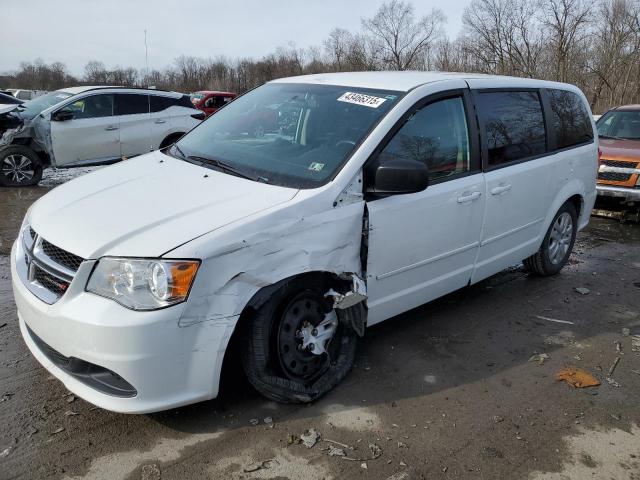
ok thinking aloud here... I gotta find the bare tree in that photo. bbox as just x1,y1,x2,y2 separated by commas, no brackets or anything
362,0,445,70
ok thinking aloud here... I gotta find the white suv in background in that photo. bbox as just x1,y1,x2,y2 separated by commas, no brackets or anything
0,86,204,186
12,72,597,413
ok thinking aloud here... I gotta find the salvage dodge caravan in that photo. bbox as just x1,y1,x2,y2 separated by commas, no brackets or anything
12,72,597,413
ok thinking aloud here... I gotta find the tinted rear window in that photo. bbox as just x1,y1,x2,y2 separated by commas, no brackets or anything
548,89,593,148
477,91,546,166
115,94,149,115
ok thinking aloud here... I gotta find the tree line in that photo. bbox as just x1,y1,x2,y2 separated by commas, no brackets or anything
1,0,639,113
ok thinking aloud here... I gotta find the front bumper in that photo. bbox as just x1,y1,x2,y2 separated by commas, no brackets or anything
596,184,640,202
11,240,235,414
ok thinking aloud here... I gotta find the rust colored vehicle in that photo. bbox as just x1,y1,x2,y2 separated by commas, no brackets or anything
190,91,237,117
596,105,640,204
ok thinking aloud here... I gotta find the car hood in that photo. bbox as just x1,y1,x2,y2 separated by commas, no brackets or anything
599,138,640,161
28,151,299,259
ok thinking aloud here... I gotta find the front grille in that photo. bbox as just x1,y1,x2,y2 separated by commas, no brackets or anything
598,171,633,182
19,227,85,304
41,239,83,272
33,264,70,297
601,159,639,168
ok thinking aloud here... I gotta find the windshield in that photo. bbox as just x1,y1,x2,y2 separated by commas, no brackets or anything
597,110,640,140
18,91,73,117
172,83,401,188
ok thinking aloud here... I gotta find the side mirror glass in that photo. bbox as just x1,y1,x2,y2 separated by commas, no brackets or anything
52,110,74,121
373,158,429,195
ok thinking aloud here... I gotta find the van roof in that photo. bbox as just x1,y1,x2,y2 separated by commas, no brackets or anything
270,71,577,93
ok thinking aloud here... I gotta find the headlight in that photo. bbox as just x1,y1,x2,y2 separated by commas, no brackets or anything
86,257,199,310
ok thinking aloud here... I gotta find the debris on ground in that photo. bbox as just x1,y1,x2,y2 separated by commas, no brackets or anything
140,463,161,480
0,447,11,458
64,410,79,416
493,415,505,423
632,336,640,352
529,353,550,365
608,356,621,377
606,377,621,387
622,327,631,336
361,462,368,469
615,341,622,353
249,418,259,426
0,323,6,329
263,416,273,425
328,445,346,457
555,367,600,388
534,315,574,325
51,427,65,435
574,287,590,295
243,459,276,473
299,428,320,449
66,395,75,403
630,369,640,376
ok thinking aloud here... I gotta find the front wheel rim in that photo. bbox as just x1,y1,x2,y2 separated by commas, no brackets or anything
2,154,35,183
548,212,573,265
276,293,338,382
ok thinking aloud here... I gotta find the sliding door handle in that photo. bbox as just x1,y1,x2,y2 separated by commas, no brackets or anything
104,125,119,131
457,191,482,203
491,184,512,195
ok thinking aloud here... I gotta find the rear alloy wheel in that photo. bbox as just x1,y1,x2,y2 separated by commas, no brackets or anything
523,201,578,276
241,278,361,403
0,146,43,187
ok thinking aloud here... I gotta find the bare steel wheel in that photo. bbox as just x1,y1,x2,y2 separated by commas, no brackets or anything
0,146,43,187
523,201,578,276
276,292,338,382
241,276,361,403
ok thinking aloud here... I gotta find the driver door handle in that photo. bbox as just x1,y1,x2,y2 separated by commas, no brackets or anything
154,119,167,124
491,184,512,195
105,125,118,131
457,191,482,203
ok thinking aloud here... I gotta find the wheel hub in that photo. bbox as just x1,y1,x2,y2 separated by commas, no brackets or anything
298,311,338,356
548,212,573,265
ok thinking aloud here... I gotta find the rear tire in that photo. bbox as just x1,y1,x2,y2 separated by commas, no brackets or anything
241,277,360,403
0,146,43,187
523,201,577,276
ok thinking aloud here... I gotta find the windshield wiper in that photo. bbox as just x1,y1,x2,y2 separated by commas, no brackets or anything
599,134,622,139
187,154,265,182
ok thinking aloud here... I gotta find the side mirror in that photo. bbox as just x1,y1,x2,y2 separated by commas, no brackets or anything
373,158,429,195
52,110,74,121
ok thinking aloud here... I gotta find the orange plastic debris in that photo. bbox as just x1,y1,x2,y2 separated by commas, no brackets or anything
555,367,600,388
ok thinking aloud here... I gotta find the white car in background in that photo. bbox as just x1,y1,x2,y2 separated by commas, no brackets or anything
6,89,46,101
0,86,204,186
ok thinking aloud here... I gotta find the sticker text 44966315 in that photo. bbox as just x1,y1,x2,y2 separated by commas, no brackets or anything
337,92,387,108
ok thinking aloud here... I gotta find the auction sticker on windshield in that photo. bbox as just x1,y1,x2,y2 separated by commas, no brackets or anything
337,92,387,108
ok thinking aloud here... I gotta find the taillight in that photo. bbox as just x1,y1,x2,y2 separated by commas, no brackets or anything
191,112,205,121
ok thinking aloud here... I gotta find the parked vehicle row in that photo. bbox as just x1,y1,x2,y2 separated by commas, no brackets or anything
0,86,204,186
12,72,597,413
5,89,46,101
595,105,640,203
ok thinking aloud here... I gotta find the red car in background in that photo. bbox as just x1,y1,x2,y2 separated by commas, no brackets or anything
190,91,237,117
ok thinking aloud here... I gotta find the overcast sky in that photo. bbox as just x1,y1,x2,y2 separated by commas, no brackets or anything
1,0,468,76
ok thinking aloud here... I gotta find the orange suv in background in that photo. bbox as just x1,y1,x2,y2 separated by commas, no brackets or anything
596,105,640,204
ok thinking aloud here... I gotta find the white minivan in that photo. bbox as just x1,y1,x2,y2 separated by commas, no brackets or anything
0,86,203,186
11,72,597,413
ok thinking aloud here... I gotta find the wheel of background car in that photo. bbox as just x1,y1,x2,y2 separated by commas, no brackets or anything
252,125,265,138
0,146,43,187
523,201,578,276
241,276,361,403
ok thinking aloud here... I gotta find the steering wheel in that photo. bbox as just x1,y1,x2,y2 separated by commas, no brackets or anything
335,140,356,147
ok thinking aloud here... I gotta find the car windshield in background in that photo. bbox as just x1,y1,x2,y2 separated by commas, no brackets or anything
597,110,640,140
17,91,73,117
173,83,401,188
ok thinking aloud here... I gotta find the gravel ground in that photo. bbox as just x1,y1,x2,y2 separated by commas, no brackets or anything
0,168,639,480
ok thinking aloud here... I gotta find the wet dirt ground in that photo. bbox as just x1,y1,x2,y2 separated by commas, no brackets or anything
0,170,639,480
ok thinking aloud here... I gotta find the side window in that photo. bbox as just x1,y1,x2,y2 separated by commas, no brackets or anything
548,89,594,148
114,94,150,116
62,94,114,119
150,95,172,113
477,91,546,166
377,97,471,182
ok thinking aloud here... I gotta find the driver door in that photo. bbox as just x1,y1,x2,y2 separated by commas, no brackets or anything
366,90,486,325
50,94,120,166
